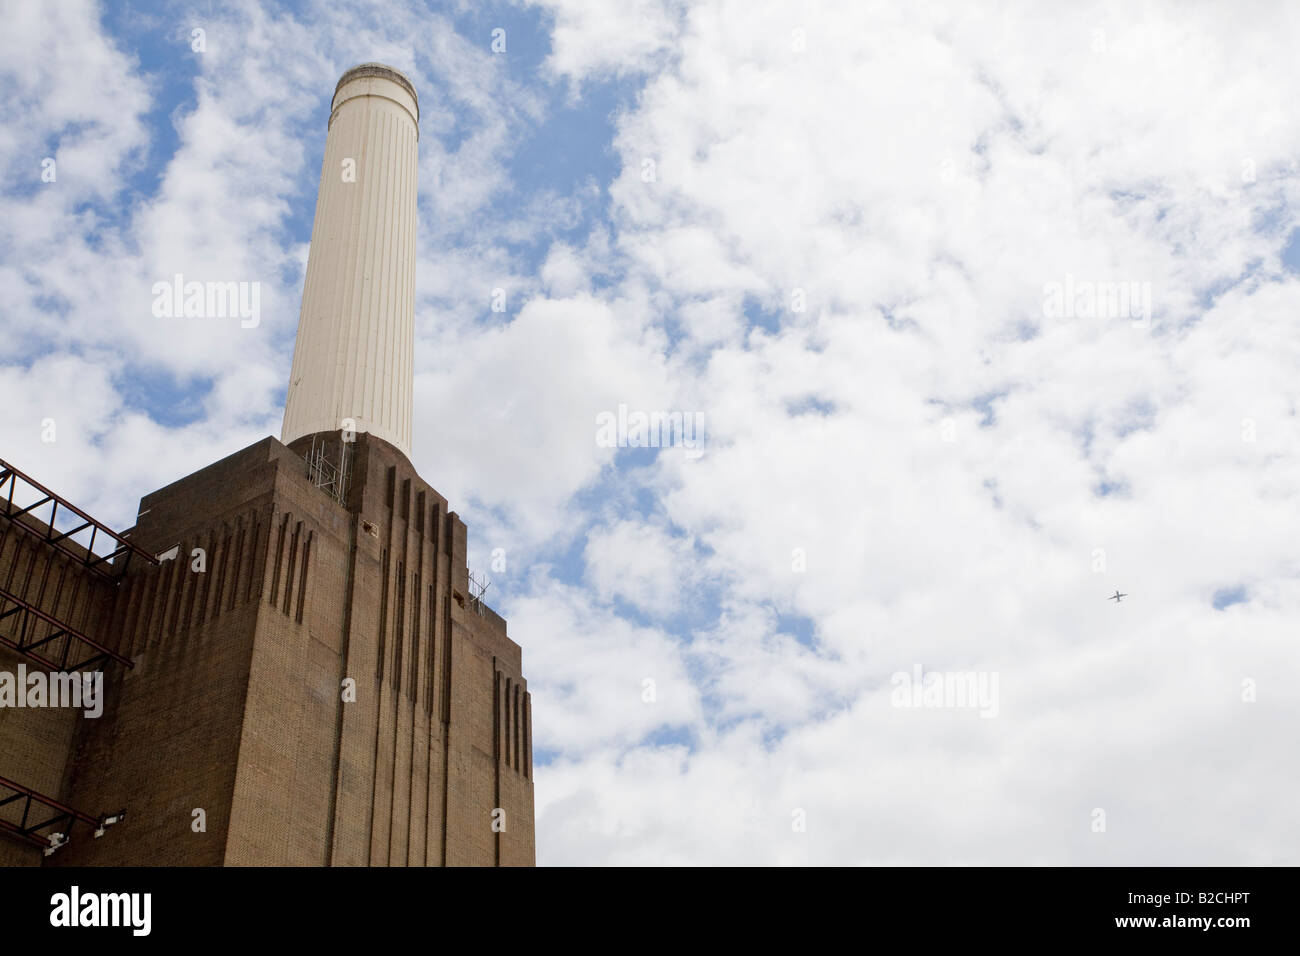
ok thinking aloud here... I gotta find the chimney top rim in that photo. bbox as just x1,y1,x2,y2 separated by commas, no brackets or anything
335,62,419,106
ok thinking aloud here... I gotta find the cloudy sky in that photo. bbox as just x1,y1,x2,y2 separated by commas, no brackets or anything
2,0,1298,865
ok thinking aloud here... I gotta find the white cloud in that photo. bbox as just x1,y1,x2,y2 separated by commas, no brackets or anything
511,579,702,755
413,291,674,544
529,0,1300,865
584,519,694,613
533,0,685,85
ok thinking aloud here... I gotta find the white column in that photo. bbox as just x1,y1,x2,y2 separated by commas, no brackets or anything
281,63,418,459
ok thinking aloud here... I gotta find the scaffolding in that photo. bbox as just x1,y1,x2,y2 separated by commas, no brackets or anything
305,435,351,506
468,570,491,617
0,458,157,579
0,456,139,857
0,585,133,671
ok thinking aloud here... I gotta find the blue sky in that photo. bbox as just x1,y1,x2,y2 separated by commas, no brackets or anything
3,0,1299,865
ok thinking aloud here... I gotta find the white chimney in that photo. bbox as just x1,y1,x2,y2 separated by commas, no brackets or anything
282,63,419,459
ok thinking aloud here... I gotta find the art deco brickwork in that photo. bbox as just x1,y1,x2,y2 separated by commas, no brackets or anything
1,433,534,866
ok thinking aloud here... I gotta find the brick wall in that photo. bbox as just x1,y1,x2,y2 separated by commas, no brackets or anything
2,433,534,866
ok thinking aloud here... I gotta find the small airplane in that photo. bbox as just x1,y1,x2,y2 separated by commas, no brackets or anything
1108,590,1127,603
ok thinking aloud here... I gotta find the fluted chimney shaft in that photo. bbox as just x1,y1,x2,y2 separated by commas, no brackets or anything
282,63,419,458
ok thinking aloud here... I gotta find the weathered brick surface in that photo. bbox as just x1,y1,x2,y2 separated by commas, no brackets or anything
1,433,534,866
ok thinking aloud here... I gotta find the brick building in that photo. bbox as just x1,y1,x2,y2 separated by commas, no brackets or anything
0,63,534,866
